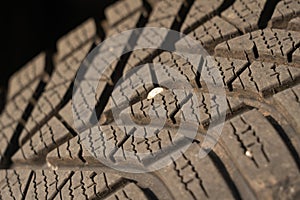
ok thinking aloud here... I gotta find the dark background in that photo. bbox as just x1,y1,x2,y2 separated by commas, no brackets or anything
4,0,116,86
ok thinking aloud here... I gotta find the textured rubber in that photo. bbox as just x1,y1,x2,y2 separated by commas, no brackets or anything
1,0,300,199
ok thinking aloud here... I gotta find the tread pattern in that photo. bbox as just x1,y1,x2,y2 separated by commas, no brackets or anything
232,61,300,97
154,143,239,199
123,0,188,72
0,169,148,200
0,53,48,160
12,117,73,163
221,0,267,33
180,0,223,33
220,109,300,198
7,53,46,100
270,0,300,29
274,84,300,130
188,16,240,53
1,0,300,199
105,0,144,27
215,28,300,67
288,17,300,31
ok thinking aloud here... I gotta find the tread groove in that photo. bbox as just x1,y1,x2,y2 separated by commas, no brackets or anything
258,0,281,29
208,151,242,200
90,178,130,200
266,115,300,171
20,171,34,200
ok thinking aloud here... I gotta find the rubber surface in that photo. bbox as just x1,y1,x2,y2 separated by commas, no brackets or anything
1,0,300,199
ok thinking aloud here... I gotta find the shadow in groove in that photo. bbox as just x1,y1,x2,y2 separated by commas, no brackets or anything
2,0,116,114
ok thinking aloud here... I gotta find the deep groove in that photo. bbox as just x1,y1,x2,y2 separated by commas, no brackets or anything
172,0,195,32
78,148,87,163
93,18,106,41
108,127,136,162
216,0,236,15
257,0,280,29
252,42,259,59
140,187,159,200
0,84,7,115
266,116,300,171
21,171,34,200
91,178,130,200
227,62,251,91
209,151,242,200
55,114,78,137
117,127,137,148
169,93,193,124
93,4,152,124
0,50,55,168
287,43,300,63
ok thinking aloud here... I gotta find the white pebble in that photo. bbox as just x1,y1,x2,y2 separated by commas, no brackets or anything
147,87,164,99
245,150,253,158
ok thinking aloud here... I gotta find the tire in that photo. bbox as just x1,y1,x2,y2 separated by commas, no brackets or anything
1,0,300,199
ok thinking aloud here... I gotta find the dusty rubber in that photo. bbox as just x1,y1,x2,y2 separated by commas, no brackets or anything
1,0,300,199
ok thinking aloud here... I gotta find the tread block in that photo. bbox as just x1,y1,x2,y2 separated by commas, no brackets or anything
0,170,32,200
215,28,300,67
288,17,300,31
188,16,240,53
293,47,300,64
107,12,145,36
46,125,187,170
123,89,244,128
146,0,183,27
105,0,143,27
152,52,249,89
46,135,93,167
0,170,147,200
155,143,237,199
58,101,75,129
12,117,73,163
270,0,300,29
181,0,223,33
7,53,45,100
232,61,300,96
274,84,300,131
221,109,299,198
56,19,96,61
221,0,267,33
